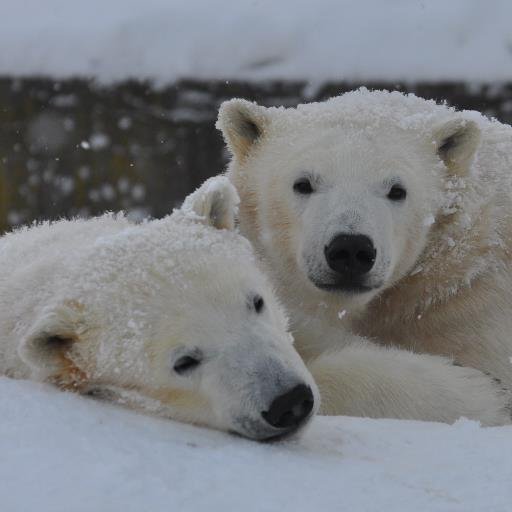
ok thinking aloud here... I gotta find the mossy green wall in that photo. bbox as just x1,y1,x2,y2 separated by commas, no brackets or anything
0,78,510,232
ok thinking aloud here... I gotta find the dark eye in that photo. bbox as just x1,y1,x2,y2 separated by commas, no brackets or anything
293,178,314,195
173,354,202,375
252,295,264,313
387,184,407,201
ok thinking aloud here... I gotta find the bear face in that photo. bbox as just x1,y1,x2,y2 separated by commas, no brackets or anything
141,252,317,440
218,94,481,311
14,177,319,440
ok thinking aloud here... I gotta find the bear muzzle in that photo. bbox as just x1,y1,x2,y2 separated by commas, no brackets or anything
232,382,316,441
315,233,382,293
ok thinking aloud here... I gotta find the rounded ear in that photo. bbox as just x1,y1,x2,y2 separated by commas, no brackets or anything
18,301,87,389
433,118,481,173
216,99,269,161
180,176,239,230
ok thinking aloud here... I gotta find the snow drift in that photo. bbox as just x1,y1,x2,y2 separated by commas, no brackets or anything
1,377,511,512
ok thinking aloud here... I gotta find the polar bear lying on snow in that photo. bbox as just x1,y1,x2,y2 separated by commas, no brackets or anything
0,177,318,440
218,89,512,426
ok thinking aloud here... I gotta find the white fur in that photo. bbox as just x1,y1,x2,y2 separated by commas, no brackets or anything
0,176,319,439
218,89,512,426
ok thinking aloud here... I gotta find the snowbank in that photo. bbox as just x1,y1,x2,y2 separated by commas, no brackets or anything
0,0,511,84
1,377,511,512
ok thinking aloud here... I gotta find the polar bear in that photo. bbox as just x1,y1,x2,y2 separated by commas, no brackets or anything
217,89,512,426
0,177,319,440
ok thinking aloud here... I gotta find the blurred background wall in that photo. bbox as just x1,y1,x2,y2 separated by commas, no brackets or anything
0,0,511,232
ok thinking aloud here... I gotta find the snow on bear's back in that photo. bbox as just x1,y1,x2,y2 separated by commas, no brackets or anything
0,209,257,338
81,211,256,295
268,88,512,142
0,214,130,275
69,209,266,344
0,215,133,326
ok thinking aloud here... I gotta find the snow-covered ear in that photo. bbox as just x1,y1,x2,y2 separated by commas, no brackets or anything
433,118,481,173
216,99,269,161
181,176,239,230
18,301,86,389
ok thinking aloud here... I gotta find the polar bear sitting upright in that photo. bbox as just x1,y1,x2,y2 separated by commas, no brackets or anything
0,177,318,440
217,89,512,425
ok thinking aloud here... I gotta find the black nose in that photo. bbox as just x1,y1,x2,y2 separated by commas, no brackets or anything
324,234,376,276
261,384,314,430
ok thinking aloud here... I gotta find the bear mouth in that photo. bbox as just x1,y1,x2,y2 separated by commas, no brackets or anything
229,425,304,442
312,279,380,294
231,414,312,442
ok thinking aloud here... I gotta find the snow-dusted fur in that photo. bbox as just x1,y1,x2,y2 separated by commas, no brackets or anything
0,177,318,440
217,89,512,426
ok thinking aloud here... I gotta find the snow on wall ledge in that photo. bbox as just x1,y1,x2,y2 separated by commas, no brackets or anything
1,0,512,84
1,377,511,512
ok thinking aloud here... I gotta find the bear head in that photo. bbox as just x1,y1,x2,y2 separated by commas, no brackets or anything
217,91,482,313
17,177,319,440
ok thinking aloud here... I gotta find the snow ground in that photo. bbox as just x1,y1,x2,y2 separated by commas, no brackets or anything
1,377,511,512
1,0,511,84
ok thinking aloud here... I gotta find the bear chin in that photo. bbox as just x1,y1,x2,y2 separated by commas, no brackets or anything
312,280,382,294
